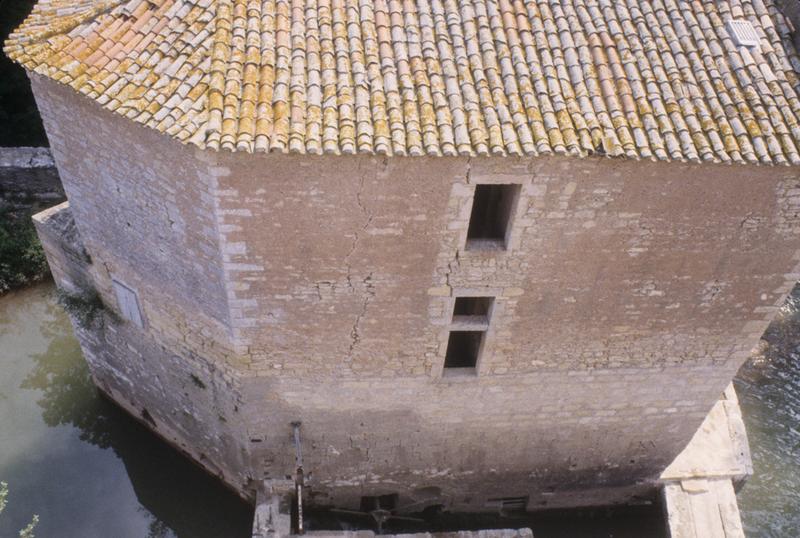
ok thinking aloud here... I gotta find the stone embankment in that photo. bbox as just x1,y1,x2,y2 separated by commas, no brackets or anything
0,147,65,292
0,147,63,211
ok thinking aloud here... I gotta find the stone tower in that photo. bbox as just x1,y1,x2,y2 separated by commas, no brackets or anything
8,0,800,515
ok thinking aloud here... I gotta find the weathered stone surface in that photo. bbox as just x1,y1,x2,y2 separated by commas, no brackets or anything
660,385,751,538
252,480,293,538
663,478,745,538
32,202,90,295
29,73,800,513
0,146,63,210
661,384,752,483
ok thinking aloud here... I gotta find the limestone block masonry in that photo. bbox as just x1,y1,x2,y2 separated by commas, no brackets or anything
29,73,800,513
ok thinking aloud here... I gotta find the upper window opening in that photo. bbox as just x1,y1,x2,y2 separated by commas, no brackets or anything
466,184,520,250
452,296,494,329
453,296,493,317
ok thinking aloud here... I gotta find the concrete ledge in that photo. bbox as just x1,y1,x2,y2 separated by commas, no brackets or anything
661,384,752,483
32,201,83,249
32,201,92,295
660,384,752,538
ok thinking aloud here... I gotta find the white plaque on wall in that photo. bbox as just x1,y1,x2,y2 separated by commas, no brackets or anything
112,278,144,329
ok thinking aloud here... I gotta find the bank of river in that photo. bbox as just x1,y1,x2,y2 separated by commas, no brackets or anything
1,280,795,536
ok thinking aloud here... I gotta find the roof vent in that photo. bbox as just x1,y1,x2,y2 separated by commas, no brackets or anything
727,20,760,47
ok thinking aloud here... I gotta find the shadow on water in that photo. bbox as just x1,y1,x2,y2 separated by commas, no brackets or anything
23,325,254,538
0,283,252,538
735,283,800,537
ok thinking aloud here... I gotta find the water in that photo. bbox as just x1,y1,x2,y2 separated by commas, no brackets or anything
0,283,253,538
1,280,795,537
735,285,800,536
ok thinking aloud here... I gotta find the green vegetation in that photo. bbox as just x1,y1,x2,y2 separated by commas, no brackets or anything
0,481,39,537
0,208,48,292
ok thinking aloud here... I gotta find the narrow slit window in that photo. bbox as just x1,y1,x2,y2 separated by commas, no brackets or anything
443,330,484,370
466,184,520,249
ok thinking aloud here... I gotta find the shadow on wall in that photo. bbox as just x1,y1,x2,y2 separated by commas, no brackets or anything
21,311,254,537
0,0,46,147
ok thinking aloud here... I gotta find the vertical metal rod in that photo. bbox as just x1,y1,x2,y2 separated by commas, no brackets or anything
293,421,303,469
291,421,304,535
296,470,304,534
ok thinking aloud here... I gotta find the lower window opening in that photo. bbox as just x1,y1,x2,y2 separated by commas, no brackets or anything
443,331,484,370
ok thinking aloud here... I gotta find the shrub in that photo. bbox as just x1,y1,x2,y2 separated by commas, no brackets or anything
0,207,48,292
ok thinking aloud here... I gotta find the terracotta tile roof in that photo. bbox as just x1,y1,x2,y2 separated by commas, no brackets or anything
7,0,800,164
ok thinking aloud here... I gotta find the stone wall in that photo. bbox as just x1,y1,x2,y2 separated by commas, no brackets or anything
0,146,63,211
29,75,232,333
209,148,800,510
28,74,800,512
33,201,253,494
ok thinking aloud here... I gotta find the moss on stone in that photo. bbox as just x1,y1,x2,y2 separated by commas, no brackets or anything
56,287,106,328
